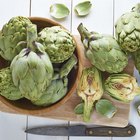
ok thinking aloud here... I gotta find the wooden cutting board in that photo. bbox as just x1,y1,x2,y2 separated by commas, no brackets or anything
0,36,134,127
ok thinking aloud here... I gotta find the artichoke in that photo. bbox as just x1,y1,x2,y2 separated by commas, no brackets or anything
133,49,140,73
32,54,77,106
115,3,140,52
32,77,68,106
105,74,140,103
38,26,76,63
0,67,23,100
77,67,104,122
10,24,53,101
78,23,128,73
0,16,32,61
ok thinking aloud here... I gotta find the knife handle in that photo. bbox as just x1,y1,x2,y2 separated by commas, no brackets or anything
86,125,136,137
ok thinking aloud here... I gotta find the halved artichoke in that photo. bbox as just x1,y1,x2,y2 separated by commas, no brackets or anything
105,74,140,103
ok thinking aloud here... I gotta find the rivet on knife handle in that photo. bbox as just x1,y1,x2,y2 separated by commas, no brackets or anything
86,125,136,137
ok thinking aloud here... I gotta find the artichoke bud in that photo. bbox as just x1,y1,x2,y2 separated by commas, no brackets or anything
0,67,23,100
77,67,104,122
115,3,140,52
10,25,54,101
0,16,32,61
105,74,140,103
38,26,76,63
32,77,68,106
77,23,128,73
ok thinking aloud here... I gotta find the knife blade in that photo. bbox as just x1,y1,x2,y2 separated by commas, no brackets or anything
25,124,136,137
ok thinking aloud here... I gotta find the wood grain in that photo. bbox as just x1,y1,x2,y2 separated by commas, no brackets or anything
0,36,133,127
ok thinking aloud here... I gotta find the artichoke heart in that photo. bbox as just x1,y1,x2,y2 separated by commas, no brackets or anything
0,16,32,61
38,26,76,63
105,74,140,103
10,24,53,101
77,23,128,73
77,67,104,122
115,3,140,52
0,67,23,100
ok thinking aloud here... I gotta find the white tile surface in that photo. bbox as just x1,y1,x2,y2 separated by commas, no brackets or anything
31,0,72,31
0,0,30,28
72,0,114,35
0,112,27,140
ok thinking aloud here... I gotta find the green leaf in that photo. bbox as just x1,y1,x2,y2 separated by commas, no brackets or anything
74,102,84,114
50,3,70,19
74,1,92,16
95,99,117,118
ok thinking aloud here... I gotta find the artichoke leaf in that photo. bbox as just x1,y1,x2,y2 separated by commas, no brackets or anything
74,1,92,16
50,3,70,19
74,102,84,115
95,99,117,118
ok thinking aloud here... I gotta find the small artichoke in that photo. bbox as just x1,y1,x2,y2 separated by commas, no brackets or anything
32,54,77,106
133,49,140,73
105,74,140,103
0,16,32,61
32,77,68,106
115,3,140,52
77,67,104,122
78,23,128,73
10,24,53,101
38,26,76,63
0,67,23,100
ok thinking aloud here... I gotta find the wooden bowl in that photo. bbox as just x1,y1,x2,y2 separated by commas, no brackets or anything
0,17,81,114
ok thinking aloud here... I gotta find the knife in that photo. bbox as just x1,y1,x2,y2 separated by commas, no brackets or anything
25,124,136,137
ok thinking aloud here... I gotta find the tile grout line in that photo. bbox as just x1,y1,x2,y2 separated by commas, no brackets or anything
112,1,115,139
26,115,29,140
113,0,115,37
69,0,73,139
29,0,32,17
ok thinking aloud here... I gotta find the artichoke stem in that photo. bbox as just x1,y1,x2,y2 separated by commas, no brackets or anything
27,24,38,52
77,23,92,42
83,99,94,122
132,3,140,13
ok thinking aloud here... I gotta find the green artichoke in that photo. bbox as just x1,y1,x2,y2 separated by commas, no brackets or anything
32,77,68,106
133,49,140,73
105,74,140,103
0,16,32,61
10,24,53,101
0,67,23,100
77,67,104,122
32,54,77,106
78,23,128,73
115,3,140,52
38,26,76,63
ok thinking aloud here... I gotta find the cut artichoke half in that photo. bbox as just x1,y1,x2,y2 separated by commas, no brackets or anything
74,102,84,114
50,3,70,19
74,1,92,16
95,99,117,118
